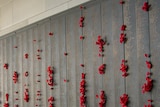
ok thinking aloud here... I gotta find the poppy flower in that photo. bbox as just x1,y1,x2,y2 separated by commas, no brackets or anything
146,61,152,69
120,94,128,107
98,64,106,74
120,33,126,43
3,63,8,69
121,25,126,31
142,2,151,11
24,53,29,59
142,77,153,93
119,0,125,4
49,32,53,36
80,36,85,40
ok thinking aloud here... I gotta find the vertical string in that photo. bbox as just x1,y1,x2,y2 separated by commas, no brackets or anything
147,0,152,104
64,15,68,107
80,8,85,73
121,1,126,94
99,2,104,90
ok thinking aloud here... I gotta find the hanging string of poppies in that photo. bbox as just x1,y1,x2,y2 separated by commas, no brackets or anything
79,5,87,107
119,1,129,107
95,3,107,107
141,1,153,107
96,36,106,75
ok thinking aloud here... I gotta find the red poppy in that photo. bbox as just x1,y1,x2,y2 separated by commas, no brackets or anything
146,61,152,69
98,90,106,107
121,25,126,31
120,60,128,77
142,2,151,11
24,89,29,102
80,64,84,67
96,35,106,53
24,53,29,59
142,77,153,93
144,104,152,107
120,33,126,43
3,103,9,107
119,0,125,4
81,73,86,79
64,52,68,56
49,32,53,36
80,36,85,40
3,63,8,69
120,94,128,107
98,64,106,75
12,71,18,83
5,93,9,101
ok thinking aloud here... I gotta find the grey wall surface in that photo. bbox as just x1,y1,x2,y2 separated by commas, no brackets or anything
0,0,160,107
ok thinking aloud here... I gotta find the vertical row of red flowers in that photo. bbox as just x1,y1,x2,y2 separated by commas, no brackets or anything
95,2,107,106
79,6,87,107
141,2,153,107
46,66,55,107
119,1,129,107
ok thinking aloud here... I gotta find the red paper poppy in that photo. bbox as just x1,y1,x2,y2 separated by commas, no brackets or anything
144,103,152,107
144,54,150,58
25,72,29,77
24,89,29,102
120,33,126,43
12,71,18,83
142,77,153,93
5,93,9,101
96,35,106,53
80,64,84,67
80,36,85,40
120,60,128,77
49,32,53,36
3,63,9,69
64,52,68,56
98,90,106,107
142,2,151,11
3,103,9,107
146,61,152,69
81,73,86,79
121,25,126,31
147,99,153,102
120,93,128,107
119,0,125,4
24,53,29,59
98,64,106,75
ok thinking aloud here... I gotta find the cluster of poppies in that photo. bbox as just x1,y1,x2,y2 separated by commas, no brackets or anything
79,16,85,27
120,93,128,107
143,55,153,90
96,35,106,56
142,53,153,106
24,89,29,102
24,53,29,59
98,90,106,107
142,2,151,11
120,60,128,77
12,71,18,84
98,64,106,75
46,66,54,88
144,100,153,107
48,96,54,107
119,0,125,4
142,76,153,93
35,91,41,106
79,73,86,107
3,63,9,70
3,94,9,107
119,24,127,44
